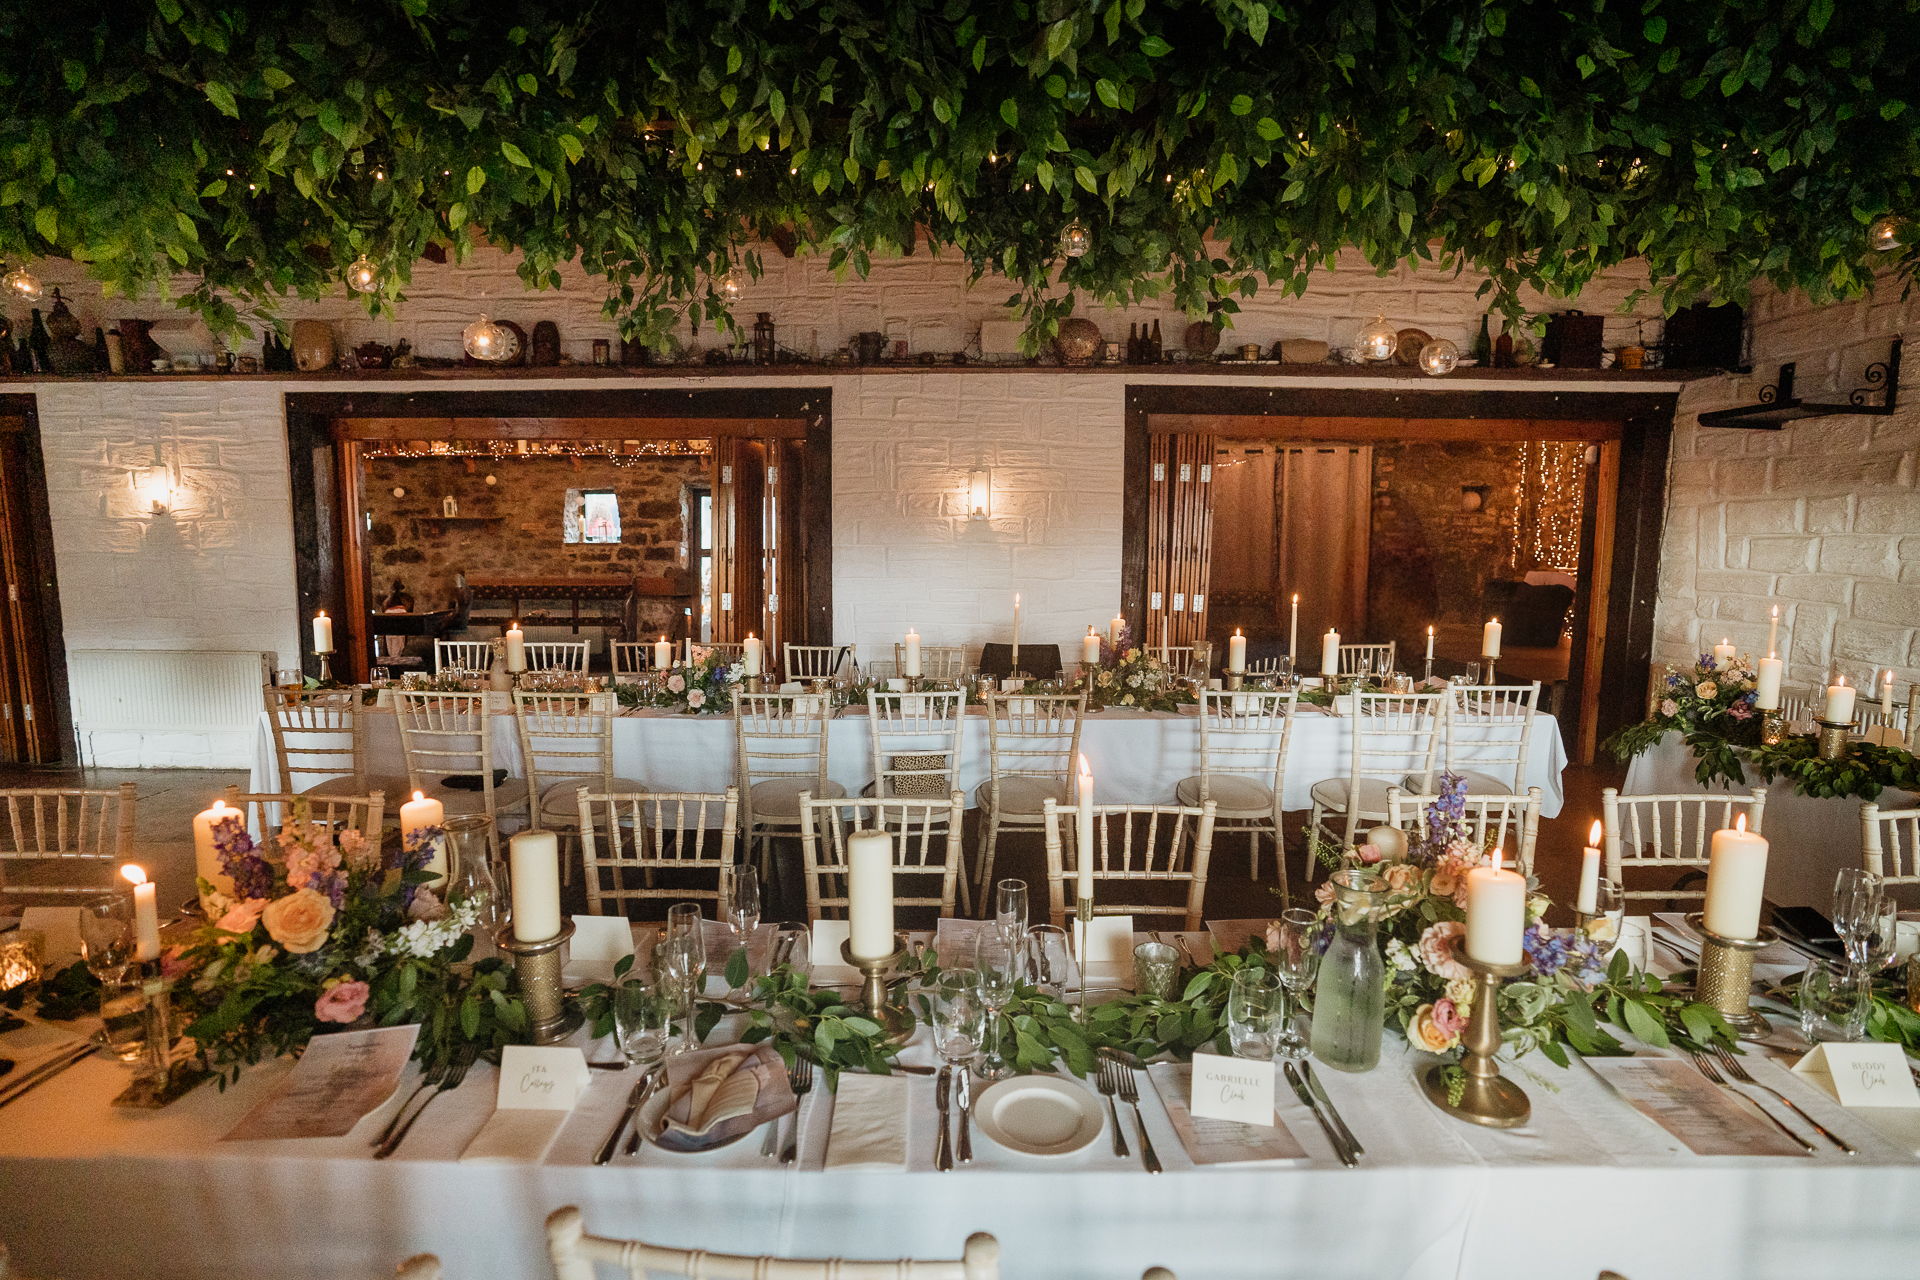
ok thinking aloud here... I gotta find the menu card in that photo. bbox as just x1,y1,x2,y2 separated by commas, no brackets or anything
1148,1062,1307,1164
222,1025,420,1141
934,917,990,971
1586,1057,1811,1157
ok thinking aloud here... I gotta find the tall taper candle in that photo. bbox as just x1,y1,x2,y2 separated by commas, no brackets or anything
1576,820,1603,915
1321,628,1340,679
1011,593,1021,672
122,865,161,961
847,830,896,961
1767,605,1779,658
1464,852,1525,965
1426,625,1435,662
1883,670,1895,717
1702,816,1768,940
509,829,561,942
1076,755,1095,906
1160,615,1169,666
1289,594,1299,661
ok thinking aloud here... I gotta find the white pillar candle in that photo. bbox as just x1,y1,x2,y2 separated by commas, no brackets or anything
191,799,238,908
846,830,896,961
1702,815,1768,940
1228,630,1246,674
1712,638,1735,670
122,865,161,961
684,636,692,663
312,611,333,653
1109,613,1125,650
1755,655,1783,710
505,622,526,673
1883,670,1895,717
904,629,921,677
1321,628,1340,678
654,635,671,670
1289,595,1299,663
1081,627,1100,667
1823,676,1855,724
399,790,448,885
508,829,561,942
1426,625,1435,661
1482,618,1502,659
1767,605,1779,658
1011,593,1021,672
1464,855,1526,965
1077,755,1095,906
743,634,762,676
1576,820,1603,914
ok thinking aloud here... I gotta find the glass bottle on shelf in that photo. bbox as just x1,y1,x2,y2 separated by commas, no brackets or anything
1309,869,1387,1072
1471,314,1492,366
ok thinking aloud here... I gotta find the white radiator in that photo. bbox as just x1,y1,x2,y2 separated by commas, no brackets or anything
69,649,274,768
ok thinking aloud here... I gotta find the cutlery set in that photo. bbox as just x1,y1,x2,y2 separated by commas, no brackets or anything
1688,1045,1854,1154
1283,1060,1362,1168
0,1038,99,1111
933,1062,973,1170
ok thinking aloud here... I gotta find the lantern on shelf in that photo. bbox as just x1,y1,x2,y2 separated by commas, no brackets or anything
1868,215,1909,253
345,254,380,294
718,268,743,301
463,315,512,362
1419,339,1460,376
1357,313,1399,362
2,264,43,302
752,312,775,363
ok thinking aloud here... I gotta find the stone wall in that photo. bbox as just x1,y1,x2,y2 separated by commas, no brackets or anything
1367,442,1524,653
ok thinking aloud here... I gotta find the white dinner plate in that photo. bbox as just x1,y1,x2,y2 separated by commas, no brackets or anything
970,1074,1105,1157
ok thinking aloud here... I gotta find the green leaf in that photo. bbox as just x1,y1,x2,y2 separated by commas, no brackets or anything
467,166,487,193
1045,19,1075,61
1075,165,1098,193
843,154,859,183
1256,117,1283,141
1644,17,1667,44
1000,98,1018,128
1576,56,1596,79
1808,0,1834,33
1230,95,1253,116
557,134,584,163
262,67,294,91
725,946,749,990
1247,5,1269,45
200,179,227,198
517,74,538,95
813,169,831,194
501,141,532,167
1281,179,1306,202
1621,997,1669,1048
33,206,56,243
727,46,743,75
204,82,239,118
1140,36,1172,57
1035,160,1053,190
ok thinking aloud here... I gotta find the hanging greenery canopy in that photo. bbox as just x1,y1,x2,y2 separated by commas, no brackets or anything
1,1,1914,343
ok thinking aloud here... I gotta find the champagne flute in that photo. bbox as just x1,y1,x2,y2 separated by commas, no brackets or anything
994,879,1028,947
972,928,1024,1082
725,866,761,985
1832,867,1884,1037
1271,909,1321,1059
655,934,700,1055
664,903,708,1045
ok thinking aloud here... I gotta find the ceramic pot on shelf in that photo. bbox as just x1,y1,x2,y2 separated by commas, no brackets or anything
291,320,336,372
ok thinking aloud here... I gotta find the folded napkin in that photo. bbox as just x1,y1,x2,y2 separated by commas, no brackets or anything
824,1072,908,1171
665,1048,762,1138
649,1042,794,1151
460,1110,571,1163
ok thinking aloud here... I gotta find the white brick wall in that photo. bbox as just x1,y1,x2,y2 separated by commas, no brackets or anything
1655,282,1919,697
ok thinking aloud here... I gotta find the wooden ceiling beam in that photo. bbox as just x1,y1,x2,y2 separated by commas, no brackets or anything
332,416,809,440
1148,414,1624,442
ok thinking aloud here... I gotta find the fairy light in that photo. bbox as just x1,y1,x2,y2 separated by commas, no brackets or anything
362,439,711,464
1512,441,1587,570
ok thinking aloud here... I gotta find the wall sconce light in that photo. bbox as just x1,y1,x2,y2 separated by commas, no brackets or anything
967,467,991,519
139,466,173,514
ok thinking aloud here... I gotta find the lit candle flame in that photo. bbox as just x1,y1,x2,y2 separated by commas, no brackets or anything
120,864,148,886
1735,814,1748,835
1588,820,1603,846
413,790,425,802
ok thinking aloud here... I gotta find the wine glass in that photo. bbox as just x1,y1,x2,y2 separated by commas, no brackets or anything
1271,909,1321,1059
724,866,761,983
972,928,1025,1081
80,893,136,985
1832,869,1884,968
655,934,701,1055
1462,662,1481,688
664,903,708,1042
1027,924,1081,1006
930,971,985,1067
994,879,1028,947
1865,896,1903,971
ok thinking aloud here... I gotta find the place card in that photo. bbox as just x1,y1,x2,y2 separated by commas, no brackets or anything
18,907,81,968
222,1024,420,1142
562,913,634,986
1187,1050,1275,1127
809,919,860,983
1149,1062,1305,1164
1794,1043,1920,1109
461,1045,591,1163
1083,916,1136,989
1586,1057,1811,1157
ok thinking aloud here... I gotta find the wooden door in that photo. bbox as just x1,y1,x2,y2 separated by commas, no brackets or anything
0,422,61,762
1274,444,1373,646
1144,434,1215,652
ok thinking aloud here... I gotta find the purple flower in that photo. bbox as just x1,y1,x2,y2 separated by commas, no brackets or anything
229,854,273,902
212,816,256,874
1522,924,1572,976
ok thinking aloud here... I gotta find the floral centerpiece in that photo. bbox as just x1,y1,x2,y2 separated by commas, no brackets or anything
1603,652,1763,786
1074,634,1195,712
175,802,524,1076
643,645,744,715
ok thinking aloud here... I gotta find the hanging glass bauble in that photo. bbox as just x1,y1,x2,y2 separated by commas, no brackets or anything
2,265,43,302
1356,313,1398,362
718,269,743,301
1419,339,1460,376
345,254,379,293
1059,219,1092,258
462,314,512,361
1867,215,1909,253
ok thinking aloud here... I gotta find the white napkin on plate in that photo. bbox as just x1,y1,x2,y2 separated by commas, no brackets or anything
663,1048,763,1138
824,1073,908,1170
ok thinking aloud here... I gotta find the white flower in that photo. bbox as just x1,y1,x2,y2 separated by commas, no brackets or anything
1385,938,1417,972
1127,674,1143,688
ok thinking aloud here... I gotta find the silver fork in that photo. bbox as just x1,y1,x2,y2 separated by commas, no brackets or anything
372,1056,448,1147
1095,1056,1130,1158
779,1058,815,1165
376,1043,476,1159
1688,1050,1815,1153
1712,1044,1856,1154
1109,1058,1161,1174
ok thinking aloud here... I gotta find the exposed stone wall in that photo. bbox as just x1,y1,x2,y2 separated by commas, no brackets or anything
1367,442,1525,654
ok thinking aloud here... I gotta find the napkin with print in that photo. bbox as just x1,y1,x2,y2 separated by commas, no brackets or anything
824,1072,909,1171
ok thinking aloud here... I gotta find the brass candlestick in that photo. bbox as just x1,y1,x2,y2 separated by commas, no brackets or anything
496,919,583,1044
841,935,915,1044
315,646,335,683
1760,708,1786,745
112,966,206,1108
1421,939,1530,1128
745,674,767,694
1423,657,1433,686
1480,655,1498,686
1224,672,1244,691
1684,913,1775,1041
1815,717,1855,762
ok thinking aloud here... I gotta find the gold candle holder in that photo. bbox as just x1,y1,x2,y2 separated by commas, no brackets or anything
112,966,206,1108
1761,709,1786,745
1815,717,1855,762
1480,655,1497,687
841,934,915,1044
1224,672,1244,691
1421,939,1530,1128
745,674,767,694
1683,913,1774,1040
496,919,583,1044
315,646,335,683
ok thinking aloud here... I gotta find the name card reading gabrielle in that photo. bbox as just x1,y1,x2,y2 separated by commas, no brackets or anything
1189,1050,1275,1127
1794,1042,1920,1109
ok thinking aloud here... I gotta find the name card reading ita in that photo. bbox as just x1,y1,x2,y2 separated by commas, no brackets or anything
1188,1050,1274,1127
1794,1042,1920,1109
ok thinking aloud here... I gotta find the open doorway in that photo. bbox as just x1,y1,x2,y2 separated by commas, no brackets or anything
0,400,71,763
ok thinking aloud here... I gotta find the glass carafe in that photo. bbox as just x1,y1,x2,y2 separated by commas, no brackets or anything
1309,869,1387,1072
442,814,503,934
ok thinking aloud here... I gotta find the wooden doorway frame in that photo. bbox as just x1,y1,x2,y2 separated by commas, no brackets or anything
0,396,73,763
284,388,832,685
1122,385,1678,764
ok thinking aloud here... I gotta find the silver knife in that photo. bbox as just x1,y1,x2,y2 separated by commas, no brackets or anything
593,1076,652,1165
0,1041,99,1111
1283,1061,1355,1167
934,1065,954,1171
954,1065,973,1164
1301,1060,1364,1157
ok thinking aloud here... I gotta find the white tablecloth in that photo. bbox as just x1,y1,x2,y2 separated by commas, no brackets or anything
1,930,1914,1280
250,705,1568,819
1622,733,1920,909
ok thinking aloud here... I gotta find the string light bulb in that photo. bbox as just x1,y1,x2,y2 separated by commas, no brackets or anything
2,264,43,302
1418,339,1460,376
1059,219,1092,258
462,314,512,362
1357,313,1398,362
1868,215,1909,253
345,254,379,294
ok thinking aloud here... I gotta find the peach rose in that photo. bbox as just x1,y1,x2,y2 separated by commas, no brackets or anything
1415,921,1472,980
314,979,370,1025
1429,870,1458,899
261,888,336,954
217,897,268,934
1383,862,1419,892
1411,1003,1459,1053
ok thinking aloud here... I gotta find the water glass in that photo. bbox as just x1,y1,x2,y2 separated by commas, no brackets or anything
1797,956,1868,1043
1271,909,1321,1059
995,879,1028,946
655,934,701,1054
612,977,673,1069
1132,941,1180,1000
80,893,136,985
666,901,707,982
99,973,148,1062
930,972,985,1066
972,929,1024,1081
1865,896,1903,971
1027,925,1080,1004
1227,968,1282,1060
725,866,761,976
1463,662,1481,687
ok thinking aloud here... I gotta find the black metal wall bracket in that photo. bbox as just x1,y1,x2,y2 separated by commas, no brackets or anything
1698,337,1901,428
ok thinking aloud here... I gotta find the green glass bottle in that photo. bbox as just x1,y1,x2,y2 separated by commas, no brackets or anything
1471,314,1493,366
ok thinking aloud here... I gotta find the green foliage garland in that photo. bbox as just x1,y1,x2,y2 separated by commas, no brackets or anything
1749,735,1920,801
0,2,1914,346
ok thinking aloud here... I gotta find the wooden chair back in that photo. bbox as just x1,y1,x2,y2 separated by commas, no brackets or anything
524,641,588,673
895,642,968,680
223,786,387,838
545,1207,1000,1280
611,642,656,677
1384,786,1545,877
435,639,492,674
512,691,616,812
783,643,852,682
1862,803,1920,886
866,690,967,800
732,691,832,791
577,788,740,916
262,686,368,793
982,691,1086,791
1442,680,1542,795
1339,642,1397,677
797,792,967,923
391,690,511,803
1601,786,1767,904
1195,688,1297,797
1041,798,1216,932
0,783,137,901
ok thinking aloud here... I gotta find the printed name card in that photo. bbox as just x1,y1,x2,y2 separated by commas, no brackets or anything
1794,1043,1920,1109
1188,1050,1274,1127
460,1045,592,1164
563,914,635,985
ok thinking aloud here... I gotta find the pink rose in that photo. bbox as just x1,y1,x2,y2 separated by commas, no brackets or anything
1415,921,1472,980
666,674,686,694
159,945,193,982
314,980,370,1025
687,689,706,709
1314,879,1337,908
1432,997,1467,1038
1356,842,1384,865
408,888,447,922
217,898,268,934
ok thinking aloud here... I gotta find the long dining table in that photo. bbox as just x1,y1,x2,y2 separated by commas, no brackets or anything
1,924,1914,1280
248,702,1570,821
